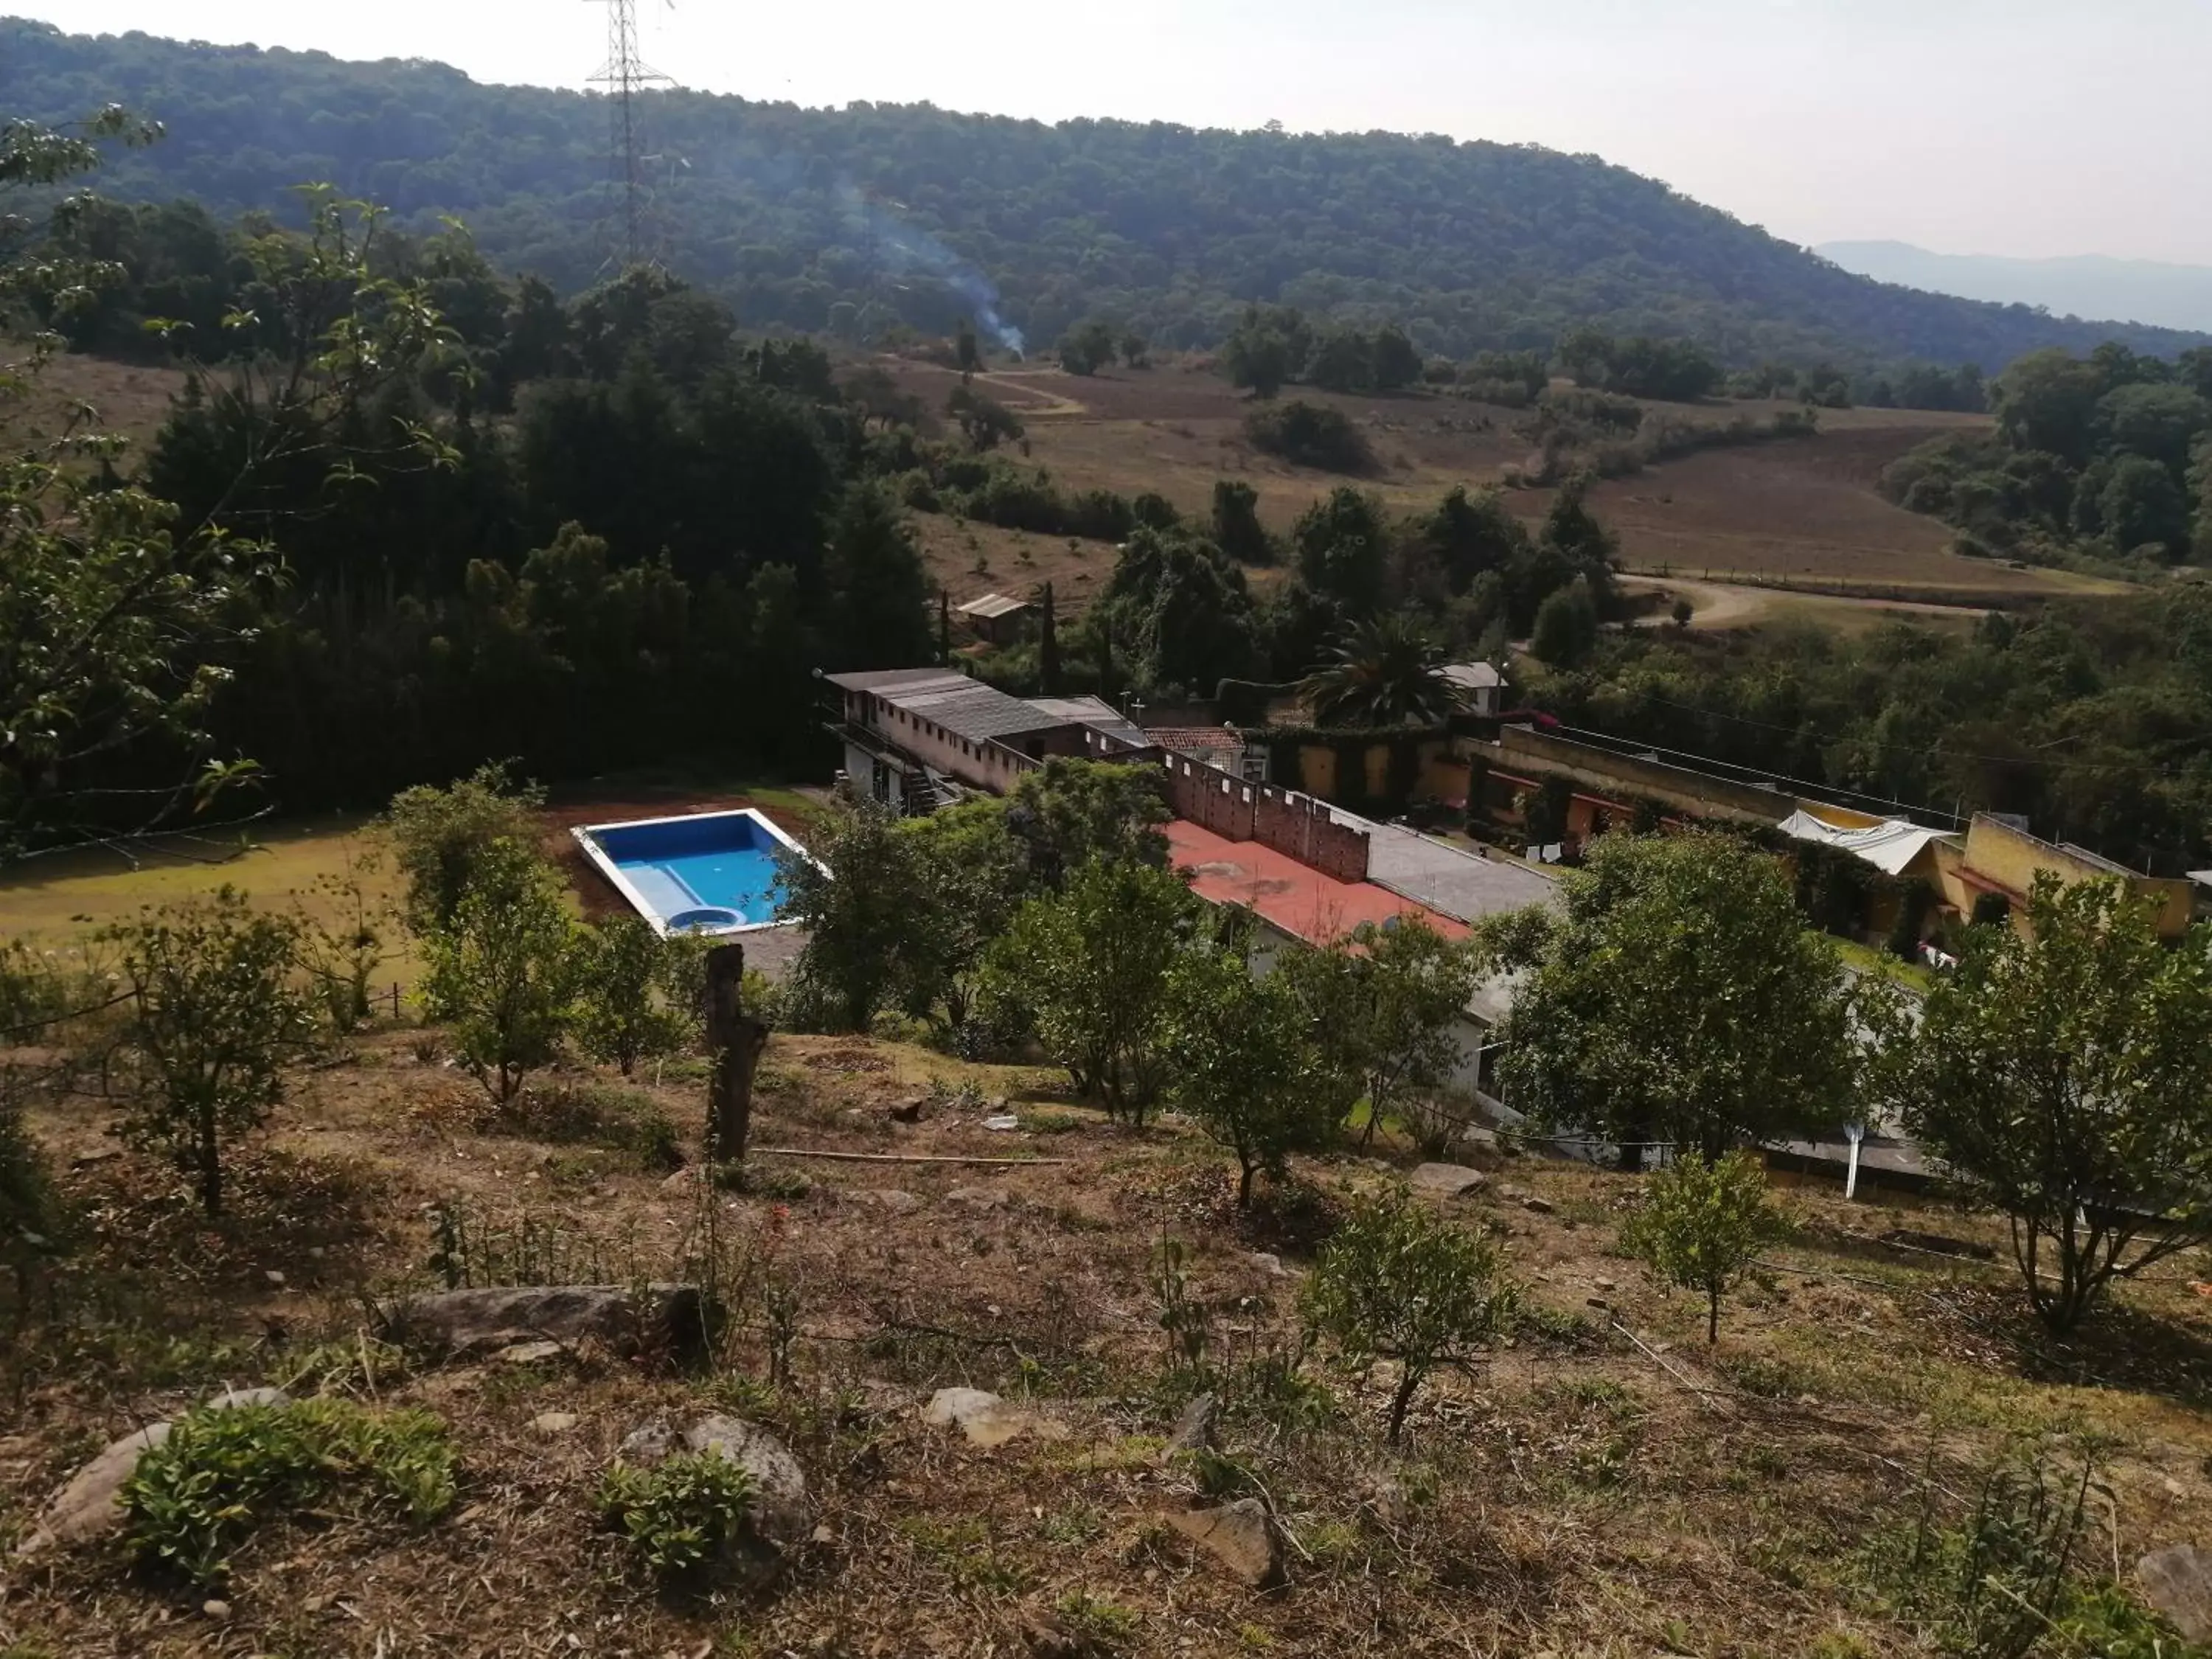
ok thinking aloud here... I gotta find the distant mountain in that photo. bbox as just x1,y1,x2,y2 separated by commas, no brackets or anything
1820,241,2212,336
8,18,2210,370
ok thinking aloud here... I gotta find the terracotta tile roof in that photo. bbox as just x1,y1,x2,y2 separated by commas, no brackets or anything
1167,819,1467,946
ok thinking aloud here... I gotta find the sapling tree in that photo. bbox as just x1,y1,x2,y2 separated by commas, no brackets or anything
418,839,579,1103
778,792,940,1032
294,841,396,1034
1621,1149,1781,1344
111,889,314,1217
1161,936,1341,1204
1302,1186,1519,1441
982,858,1197,1124
383,763,546,933
575,914,703,1077
1278,915,1478,1152
1490,832,1860,1164
580,916,699,1084
1871,874,2212,1334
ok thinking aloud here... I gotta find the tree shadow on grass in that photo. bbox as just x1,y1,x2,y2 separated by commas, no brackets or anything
1950,1281,2212,1410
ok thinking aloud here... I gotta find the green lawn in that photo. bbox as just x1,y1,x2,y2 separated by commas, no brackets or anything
1829,934,1934,992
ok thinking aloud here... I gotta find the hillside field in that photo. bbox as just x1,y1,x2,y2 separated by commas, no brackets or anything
6,1005,2212,1655
891,358,2124,627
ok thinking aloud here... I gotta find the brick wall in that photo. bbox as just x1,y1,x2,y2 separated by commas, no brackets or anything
1164,755,1370,883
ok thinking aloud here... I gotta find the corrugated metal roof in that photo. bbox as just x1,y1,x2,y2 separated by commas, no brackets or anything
955,592,1034,620
1027,696,1147,747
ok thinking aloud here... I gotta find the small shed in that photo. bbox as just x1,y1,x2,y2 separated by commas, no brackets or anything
1441,661,1506,717
955,591,1035,646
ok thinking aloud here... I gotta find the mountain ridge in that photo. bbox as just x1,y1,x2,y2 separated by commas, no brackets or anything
7,16,2208,370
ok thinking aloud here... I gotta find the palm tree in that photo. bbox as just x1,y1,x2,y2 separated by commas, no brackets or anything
1298,613,1468,727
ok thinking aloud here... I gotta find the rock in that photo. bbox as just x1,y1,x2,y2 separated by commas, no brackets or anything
1410,1162,1487,1198
494,1340,566,1367
69,1148,122,1169
531,1411,580,1436
921,1387,1067,1448
1166,1392,1219,1454
18,1388,292,1556
847,1188,923,1215
888,1096,927,1124
264,1269,288,1288
614,1414,812,1592
202,1599,232,1621
1250,1251,1286,1278
1586,1297,1610,1311
810,1523,835,1546
1520,1194,1556,1216
1166,1498,1285,1589
983,1114,1021,1132
946,1186,1009,1212
2140,1545,2212,1642
378,1283,712,1366
1359,1474,1409,1528
1023,1614,1096,1658
681,1416,813,1590
1594,1279,1618,1293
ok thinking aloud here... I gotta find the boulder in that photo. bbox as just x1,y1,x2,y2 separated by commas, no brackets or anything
1166,1392,1219,1455
922,1387,1067,1448
18,1387,291,1556
946,1186,1010,1212
1410,1163,1487,1198
1166,1498,1285,1589
2140,1545,2212,1642
614,1414,812,1593
378,1284,712,1366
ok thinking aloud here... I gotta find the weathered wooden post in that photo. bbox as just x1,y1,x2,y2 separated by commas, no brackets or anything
704,943,771,1166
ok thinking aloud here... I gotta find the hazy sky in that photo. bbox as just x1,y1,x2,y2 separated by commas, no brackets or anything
25,0,2212,264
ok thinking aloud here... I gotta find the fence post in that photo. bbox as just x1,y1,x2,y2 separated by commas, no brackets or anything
705,944,771,1166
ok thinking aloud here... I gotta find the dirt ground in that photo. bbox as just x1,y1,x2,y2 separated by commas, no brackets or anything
877,355,2112,613
7,1015,2212,1657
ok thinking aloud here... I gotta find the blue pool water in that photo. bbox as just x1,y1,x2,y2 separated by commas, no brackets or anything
584,810,798,933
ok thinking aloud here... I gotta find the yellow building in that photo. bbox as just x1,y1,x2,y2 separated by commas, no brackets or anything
1935,815,2194,939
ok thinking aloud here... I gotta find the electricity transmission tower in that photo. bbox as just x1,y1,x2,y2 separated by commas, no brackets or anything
585,0,673,268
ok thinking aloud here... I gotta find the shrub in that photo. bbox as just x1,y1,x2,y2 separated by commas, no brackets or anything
111,888,316,1217
1161,941,1341,1205
598,1451,758,1582
122,1399,456,1588
1620,1149,1782,1343
418,838,580,1102
1302,1186,1518,1441
1245,400,1377,475
574,914,703,1077
383,762,546,932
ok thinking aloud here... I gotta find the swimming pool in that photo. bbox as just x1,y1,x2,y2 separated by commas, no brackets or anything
572,809,810,936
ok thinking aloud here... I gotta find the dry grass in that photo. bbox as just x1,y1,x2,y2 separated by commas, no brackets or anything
6,1019,2212,1656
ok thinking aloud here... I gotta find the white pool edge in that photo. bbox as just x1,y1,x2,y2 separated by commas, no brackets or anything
571,807,813,939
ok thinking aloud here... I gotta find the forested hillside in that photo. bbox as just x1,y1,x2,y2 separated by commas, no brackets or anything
7,16,2207,371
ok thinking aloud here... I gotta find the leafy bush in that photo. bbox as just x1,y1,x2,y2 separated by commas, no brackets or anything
598,1452,758,1582
1620,1150,1783,1343
111,888,316,1217
1302,1186,1518,1441
383,762,546,933
574,914,703,1077
1244,400,1378,475
122,1399,457,1588
418,838,580,1103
